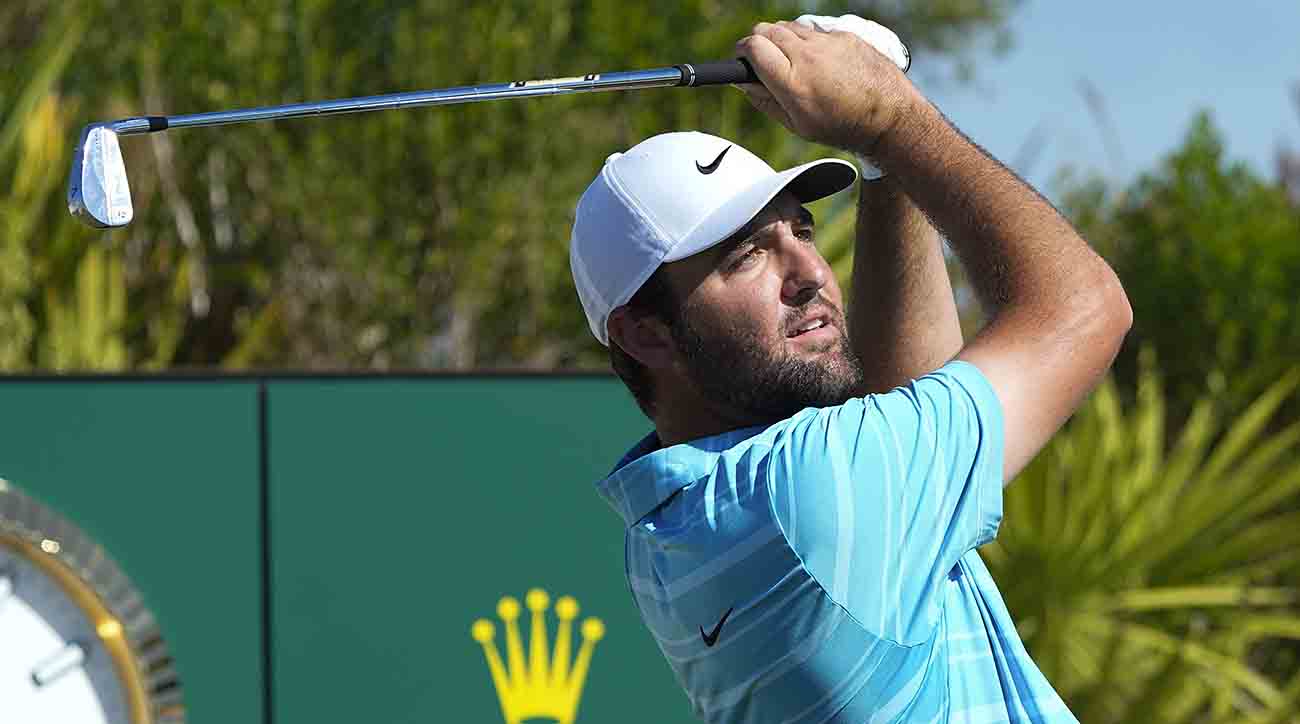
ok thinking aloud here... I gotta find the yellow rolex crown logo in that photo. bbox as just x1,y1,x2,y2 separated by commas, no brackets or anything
471,588,605,724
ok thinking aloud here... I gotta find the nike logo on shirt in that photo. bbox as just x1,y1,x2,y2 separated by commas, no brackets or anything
700,606,734,647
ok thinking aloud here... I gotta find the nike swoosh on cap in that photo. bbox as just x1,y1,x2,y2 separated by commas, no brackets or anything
695,146,731,175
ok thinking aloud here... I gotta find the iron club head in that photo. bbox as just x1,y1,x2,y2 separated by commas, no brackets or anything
68,123,133,228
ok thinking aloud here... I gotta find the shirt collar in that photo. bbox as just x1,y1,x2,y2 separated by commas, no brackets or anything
595,426,767,527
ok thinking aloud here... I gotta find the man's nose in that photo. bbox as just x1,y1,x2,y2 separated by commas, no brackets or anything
780,234,829,306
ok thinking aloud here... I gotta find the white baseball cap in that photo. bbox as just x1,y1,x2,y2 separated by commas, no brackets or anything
570,131,857,346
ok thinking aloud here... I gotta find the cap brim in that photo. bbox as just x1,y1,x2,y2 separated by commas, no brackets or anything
663,158,857,263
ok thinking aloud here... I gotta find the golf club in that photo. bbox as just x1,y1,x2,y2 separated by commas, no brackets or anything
69,45,909,229
67,61,759,229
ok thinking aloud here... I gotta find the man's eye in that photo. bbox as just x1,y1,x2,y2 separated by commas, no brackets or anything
729,248,760,270
796,228,814,242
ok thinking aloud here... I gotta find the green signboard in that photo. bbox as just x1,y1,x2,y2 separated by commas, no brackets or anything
0,375,693,724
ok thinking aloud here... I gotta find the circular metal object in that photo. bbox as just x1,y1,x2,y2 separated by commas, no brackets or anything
0,479,184,723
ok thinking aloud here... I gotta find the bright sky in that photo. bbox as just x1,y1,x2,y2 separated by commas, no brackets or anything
915,0,1300,199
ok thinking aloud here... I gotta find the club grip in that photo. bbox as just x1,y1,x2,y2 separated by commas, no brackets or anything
676,59,759,87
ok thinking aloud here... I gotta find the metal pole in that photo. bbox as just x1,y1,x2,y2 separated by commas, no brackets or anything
108,68,687,136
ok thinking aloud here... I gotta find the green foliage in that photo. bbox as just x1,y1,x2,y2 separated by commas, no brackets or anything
986,349,1300,722
1,0,1018,371
0,4,83,369
39,246,128,369
0,2,191,371
1063,113,1300,418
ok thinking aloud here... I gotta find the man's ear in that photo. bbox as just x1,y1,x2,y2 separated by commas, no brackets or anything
607,306,675,369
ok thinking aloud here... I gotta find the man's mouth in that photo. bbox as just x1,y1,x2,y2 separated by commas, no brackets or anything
787,312,834,338
791,319,827,336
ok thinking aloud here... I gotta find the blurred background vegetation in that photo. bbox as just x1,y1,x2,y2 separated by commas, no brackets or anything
4,1,1300,721
1,0,1014,372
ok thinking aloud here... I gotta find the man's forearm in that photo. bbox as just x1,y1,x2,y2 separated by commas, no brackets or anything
848,177,963,394
866,84,1131,480
866,91,1114,324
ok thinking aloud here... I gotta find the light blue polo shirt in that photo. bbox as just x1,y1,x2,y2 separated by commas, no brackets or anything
597,361,1077,723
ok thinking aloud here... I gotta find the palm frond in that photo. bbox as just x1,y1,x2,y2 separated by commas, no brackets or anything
987,348,1300,722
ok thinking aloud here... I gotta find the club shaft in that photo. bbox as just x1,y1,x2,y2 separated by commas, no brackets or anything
107,67,687,136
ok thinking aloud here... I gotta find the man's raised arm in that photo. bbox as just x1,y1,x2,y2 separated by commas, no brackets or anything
848,178,963,394
737,21,1132,483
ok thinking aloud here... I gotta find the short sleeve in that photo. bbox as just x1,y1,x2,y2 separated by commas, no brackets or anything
768,360,1004,645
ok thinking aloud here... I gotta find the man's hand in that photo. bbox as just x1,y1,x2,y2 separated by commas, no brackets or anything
735,21,913,156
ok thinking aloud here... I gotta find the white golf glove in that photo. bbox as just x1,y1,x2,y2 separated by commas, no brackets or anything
793,14,909,180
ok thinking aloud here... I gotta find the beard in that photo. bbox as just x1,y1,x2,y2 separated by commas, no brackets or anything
669,299,865,425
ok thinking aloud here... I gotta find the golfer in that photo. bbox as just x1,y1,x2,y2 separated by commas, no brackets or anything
571,17,1131,723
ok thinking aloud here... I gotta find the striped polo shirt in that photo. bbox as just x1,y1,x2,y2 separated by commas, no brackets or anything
597,361,1077,723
